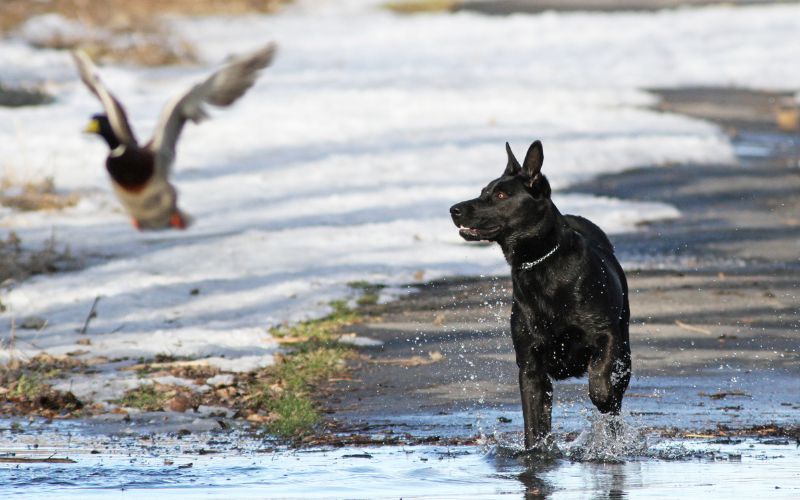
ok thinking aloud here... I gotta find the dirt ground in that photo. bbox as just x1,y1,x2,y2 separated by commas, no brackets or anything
325,87,800,434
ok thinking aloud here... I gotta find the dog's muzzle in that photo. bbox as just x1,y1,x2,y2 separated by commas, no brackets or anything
450,202,501,241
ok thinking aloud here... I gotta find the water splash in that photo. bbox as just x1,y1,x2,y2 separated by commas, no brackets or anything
565,413,648,462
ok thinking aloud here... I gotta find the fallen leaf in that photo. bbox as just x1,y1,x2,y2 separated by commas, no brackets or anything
167,395,191,413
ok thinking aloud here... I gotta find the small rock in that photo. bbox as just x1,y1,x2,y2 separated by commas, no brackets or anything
246,413,276,424
167,395,191,413
214,386,237,399
206,374,235,387
19,316,47,330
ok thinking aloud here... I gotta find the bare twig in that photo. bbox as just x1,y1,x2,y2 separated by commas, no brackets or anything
674,319,711,335
79,296,101,335
0,457,76,464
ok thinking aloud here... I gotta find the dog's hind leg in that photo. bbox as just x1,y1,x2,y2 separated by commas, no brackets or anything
587,331,631,415
519,363,553,449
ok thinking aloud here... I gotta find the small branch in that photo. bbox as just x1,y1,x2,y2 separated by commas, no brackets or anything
79,295,101,335
0,457,76,464
674,319,711,335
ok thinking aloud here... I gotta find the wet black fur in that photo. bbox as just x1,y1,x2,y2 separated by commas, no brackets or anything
91,114,154,190
450,140,631,449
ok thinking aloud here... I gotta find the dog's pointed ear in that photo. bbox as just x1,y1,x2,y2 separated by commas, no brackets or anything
522,140,544,183
503,142,521,177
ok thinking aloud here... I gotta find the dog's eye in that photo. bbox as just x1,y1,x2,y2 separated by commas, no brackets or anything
494,191,508,200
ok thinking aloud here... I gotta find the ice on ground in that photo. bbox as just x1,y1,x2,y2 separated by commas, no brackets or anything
1,4,799,402
337,334,384,347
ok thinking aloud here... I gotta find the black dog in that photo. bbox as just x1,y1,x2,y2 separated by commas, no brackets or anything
450,140,631,449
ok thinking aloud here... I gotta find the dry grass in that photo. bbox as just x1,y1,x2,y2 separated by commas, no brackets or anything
1,177,80,212
111,301,361,438
0,354,85,418
384,0,457,14
0,0,290,66
0,232,77,285
0,83,53,107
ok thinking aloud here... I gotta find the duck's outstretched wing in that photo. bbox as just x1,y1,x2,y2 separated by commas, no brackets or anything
71,50,138,146
148,43,277,175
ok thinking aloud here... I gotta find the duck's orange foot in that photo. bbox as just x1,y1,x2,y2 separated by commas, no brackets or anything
131,218,142,231
169,212,188,230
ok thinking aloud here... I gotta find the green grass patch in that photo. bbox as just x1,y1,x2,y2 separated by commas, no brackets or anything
252,301,362,438
252,345,350,438
0,355,85,416
265,393,320,438
115,384,167,411
269,300,359,340
384,0,457,14
348,281,386,306
10,373,46,399
273,346,349,394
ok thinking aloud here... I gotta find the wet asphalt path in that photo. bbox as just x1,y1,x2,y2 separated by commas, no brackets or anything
326,87,800,437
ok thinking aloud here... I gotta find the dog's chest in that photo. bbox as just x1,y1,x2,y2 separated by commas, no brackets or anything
510,260,617,345
512,274,573,330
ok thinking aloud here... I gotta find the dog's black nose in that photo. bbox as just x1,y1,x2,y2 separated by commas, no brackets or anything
450,205,463,217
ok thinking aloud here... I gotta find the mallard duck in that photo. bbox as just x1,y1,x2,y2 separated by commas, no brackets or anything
73,43,277,230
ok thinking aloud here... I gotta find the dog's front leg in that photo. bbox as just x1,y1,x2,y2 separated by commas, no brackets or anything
588,330,631,415
512,304,553,449
518,361,552,449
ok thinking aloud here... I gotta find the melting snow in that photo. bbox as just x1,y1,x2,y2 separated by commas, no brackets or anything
1,3,799,400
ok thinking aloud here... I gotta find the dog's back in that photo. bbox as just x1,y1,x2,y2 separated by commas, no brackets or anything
565,215,614,255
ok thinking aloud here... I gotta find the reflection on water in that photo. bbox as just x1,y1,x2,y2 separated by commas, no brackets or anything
1,417,799,498
491,439,799,500
734,130,800,164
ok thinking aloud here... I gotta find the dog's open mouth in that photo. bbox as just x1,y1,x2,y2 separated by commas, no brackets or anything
458,225,501,241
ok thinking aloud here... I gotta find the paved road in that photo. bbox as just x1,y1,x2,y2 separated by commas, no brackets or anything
458,0,799,15
326,87,800,436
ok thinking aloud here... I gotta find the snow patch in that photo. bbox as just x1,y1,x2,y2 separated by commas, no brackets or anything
2,4,798,403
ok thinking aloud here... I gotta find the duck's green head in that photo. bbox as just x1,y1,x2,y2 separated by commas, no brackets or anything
84,114,120,149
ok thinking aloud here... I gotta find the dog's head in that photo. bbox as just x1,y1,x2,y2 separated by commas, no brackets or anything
450,140,555,243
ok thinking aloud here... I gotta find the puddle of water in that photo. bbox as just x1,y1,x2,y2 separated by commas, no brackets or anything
1,437,798,499
2,416,799,498
734,131,800,163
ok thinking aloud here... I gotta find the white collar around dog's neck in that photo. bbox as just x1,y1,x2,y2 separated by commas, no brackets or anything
518,244,560,270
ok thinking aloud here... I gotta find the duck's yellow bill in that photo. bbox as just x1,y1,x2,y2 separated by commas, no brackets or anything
83,119,100,134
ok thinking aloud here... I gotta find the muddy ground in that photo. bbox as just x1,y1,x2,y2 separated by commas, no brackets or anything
326,87,800,437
